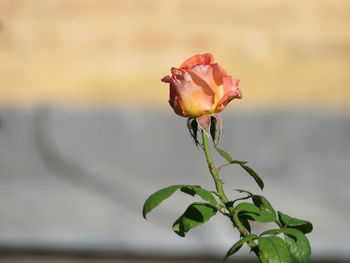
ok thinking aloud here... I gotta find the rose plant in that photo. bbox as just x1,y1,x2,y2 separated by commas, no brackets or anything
143,54,313,263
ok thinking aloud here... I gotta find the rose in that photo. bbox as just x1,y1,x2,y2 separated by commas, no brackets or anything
161,53,242,118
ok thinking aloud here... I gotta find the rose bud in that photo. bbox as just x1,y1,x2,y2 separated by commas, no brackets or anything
161,53,242,118
162,53,242,143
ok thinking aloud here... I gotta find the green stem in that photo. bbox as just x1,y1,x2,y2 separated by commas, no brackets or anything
201,131,230,204
201,131,262,260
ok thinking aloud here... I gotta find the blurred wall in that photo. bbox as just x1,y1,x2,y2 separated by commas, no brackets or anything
0,0,349,109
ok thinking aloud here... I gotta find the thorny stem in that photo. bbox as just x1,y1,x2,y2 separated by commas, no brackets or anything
201,131,262,261
201,131,230,204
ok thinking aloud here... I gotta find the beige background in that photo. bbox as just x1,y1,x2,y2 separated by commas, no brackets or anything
0,0,349,110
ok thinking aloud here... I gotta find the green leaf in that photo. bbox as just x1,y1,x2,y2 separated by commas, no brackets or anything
172,202,217,237
215,147,233,162
232,160,248,165
278,211,313,234
181,186,217,206
245,210,277,223
252,195,279,225
223,234,258,262
236,202,276,223
252,195,276,217
260,228,311,263
259,236,292,263
235,202,261,214
285,232,311,263
239,164,264,190
143,184,219,219
143,185,185,219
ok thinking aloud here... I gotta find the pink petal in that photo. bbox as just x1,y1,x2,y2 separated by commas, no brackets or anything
173,71,215,117
233,79,240,88
161,75,171,83
180,53,215,69
169,82,187,117
215,89,242,113
189,64,216,96
212,63,228,86
222,76,234,94
170,67,184,76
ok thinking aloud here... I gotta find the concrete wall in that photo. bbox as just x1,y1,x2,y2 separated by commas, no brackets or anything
0,107,349,261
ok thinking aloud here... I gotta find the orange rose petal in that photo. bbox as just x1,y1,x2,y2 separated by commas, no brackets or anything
189,65,216,97
212,63,228,86
169,82,188,117
180,53,214,69
222,76,234,94
233,79,240,88
170,67,184,76
161,75,171,83
215,89,242,113
174,72,214,117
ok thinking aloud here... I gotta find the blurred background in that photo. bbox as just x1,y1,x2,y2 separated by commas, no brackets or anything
0,0,349,262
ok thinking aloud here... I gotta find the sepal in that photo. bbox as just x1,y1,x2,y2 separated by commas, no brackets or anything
187,114,223,146
196,115,211,136
210,113,223,145
187,117,200,146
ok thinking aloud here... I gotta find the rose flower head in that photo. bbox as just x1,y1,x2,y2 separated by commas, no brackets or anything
161,53,242,118
161,53,242,144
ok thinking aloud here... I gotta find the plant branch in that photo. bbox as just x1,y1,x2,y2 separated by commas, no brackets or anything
201,131,263,261
201,131,229,204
